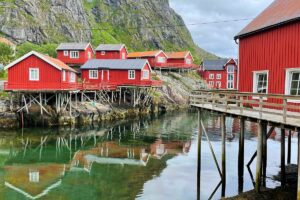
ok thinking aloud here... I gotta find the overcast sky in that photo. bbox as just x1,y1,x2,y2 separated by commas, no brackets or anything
169,0,273,58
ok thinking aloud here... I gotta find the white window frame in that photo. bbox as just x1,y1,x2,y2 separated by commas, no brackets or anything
122,52,126,59
208,81,214,86
216,74,222,80
70,51,79,59
227,73,234,89
63,51,68,56
209,74,214,79
89,70,98,79
128,70,135,80
227,65,235,73
186,58,192,65
101,51,106,56
62,70,66,81
141,70,150,80
253,70,269,99
216,81,221,88
88,51,92,59
29,171,39,183
157,56,166,63
285,68,300,103
70,72,76,83
29,68,39,81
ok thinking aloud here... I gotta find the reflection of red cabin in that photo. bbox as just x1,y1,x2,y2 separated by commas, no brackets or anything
200,58,238,90
80,59,161,90
56,43,94,66
235,0,300,105
4,51,78,91
95,44,128,59
165,51,197,69
127,50,168,68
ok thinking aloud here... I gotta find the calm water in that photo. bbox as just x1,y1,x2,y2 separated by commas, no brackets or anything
0,111,297,200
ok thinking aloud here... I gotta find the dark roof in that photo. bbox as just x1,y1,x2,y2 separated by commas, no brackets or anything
202,59,228,71
56,43,91,51
80,59,149,70
235,0,300,39
95,44,126,52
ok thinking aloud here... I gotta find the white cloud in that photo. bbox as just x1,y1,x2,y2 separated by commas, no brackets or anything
169,0,273,58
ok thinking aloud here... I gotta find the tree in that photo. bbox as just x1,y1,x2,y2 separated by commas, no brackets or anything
16,42,57,58
0,43,14,65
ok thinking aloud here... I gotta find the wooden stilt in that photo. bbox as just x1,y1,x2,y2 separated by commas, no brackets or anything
262,123,268,187
255,120,263,192
39,93,43,115
238,117,245,193
119,88,122,106
221,115,226,197
297,132,300,200
197,108,202,200
288,130,292,164
281,128,286,188
124,90,126,103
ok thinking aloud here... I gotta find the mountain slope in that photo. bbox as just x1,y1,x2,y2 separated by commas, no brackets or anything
0,0,216,63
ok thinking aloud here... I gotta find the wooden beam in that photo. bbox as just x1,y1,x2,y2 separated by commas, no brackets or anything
297,132,300,200
281,128,286,188
238,117,245,193
197,108,202,200
262,123,268,187
255,120,263,192
287,130,292,164
221,114,226,197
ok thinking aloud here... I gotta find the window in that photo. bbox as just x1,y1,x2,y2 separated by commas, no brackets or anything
89,70,98,79
227,74,234,89
101,51,106,56
227,65,235,73
29,68,39,81
285,69,300,97
216,81,221,88
29,171,39,183
216,74,222,79
157,56,166,63
186,58,192,64
62,70,66,81
142,70,149,80
64,51,68,56
70,51,79,59
209,81,214,86
128,70,135,80
209,74,214,79
70,72,76,83
253,71,268,94
122,53,126,59
88,51,92,59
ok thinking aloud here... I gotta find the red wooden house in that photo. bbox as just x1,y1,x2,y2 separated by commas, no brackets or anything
235,0,300,104
56,43,94,67
80,59,162,90
127,50,168,69
95,44,128,59
4,51,78,91
200,58,238,90
165,51,197,69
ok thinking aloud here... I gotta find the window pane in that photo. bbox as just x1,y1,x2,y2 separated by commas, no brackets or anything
292,72,300,81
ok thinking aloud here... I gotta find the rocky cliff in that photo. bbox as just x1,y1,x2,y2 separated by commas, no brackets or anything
0,0,215,62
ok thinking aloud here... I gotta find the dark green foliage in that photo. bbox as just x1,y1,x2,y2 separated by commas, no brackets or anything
16,42,57,58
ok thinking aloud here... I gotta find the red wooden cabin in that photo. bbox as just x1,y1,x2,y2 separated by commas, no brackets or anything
200,58,238,90
56,43,94,67
235,0,300,105
95,44,128,59
165,51,197,69
127,50,168,69
80,59,162,90
4,51,78,91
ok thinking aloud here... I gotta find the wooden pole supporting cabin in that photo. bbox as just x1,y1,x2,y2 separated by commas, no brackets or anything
297,132,300,200
39,93,43,115
281,128,286,188
255,120,263,192
288,130,292,164
238,117,245,193
119,88,122,106
197,108,202,200
221,114,226,197
262,123,268,187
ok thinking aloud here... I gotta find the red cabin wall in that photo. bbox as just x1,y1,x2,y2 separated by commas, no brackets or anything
57,46,93,65
167,54,193,65
7,55,77,90
154,52,168,67
95,47,127,59
238,22,300,105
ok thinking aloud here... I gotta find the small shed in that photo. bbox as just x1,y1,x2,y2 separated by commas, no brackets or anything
95,44,128,59
165,51,197,70
127,50,168,69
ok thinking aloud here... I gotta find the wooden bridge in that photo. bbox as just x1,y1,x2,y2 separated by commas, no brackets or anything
190,90,300,199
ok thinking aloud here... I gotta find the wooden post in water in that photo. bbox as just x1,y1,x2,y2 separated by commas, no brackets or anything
297,132,300,200
255,120,263,192
262,123,267,187
288,130,292,164
281,128,286,188
197,108,202,200
238,117,245,193
221,114,226,197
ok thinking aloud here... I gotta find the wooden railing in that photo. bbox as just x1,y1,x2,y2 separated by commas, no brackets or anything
190,90,300,123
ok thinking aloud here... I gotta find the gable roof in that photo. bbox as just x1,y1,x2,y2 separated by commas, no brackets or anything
95,44,127,52
165,51,193,61
127,50,165,58
202,59,228,71
5,51,77,73
56,43,92,51
235,0,300,39
80,59,150,70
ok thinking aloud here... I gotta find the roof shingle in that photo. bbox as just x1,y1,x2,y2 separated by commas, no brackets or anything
95,44,126,52
165,51,191,60
56,43,91,51
80,59,149,70
127,51,162,58
202,59,228,71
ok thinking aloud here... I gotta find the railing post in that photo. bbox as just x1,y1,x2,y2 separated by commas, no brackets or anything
225,94,228,112
212,92,215,109
240,95,244,115
259,96,263,119
283,98,287,123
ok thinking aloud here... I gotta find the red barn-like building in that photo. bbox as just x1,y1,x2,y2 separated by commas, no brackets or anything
165,51,196,69
80,59,161,89
127,50,168,69
235,0,300,104
56,43,94,67
4,51,78,91
95,44,128,59
200,59,238,90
